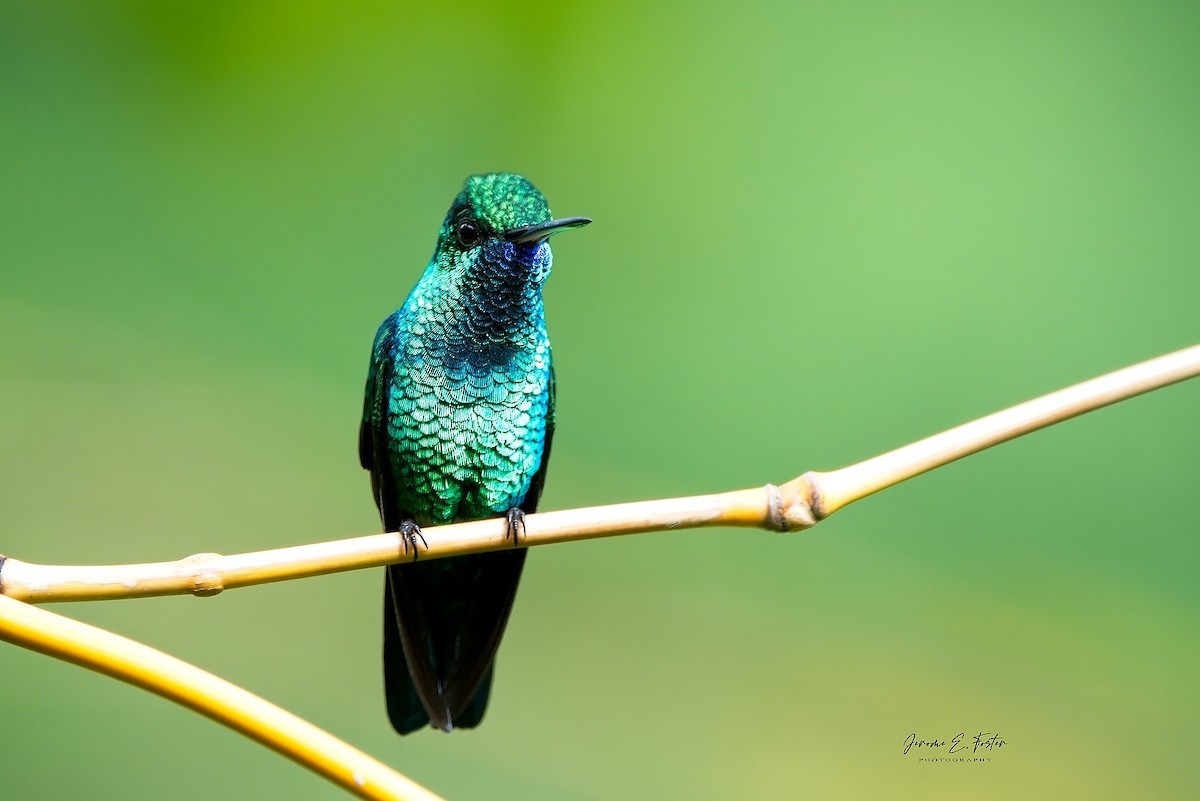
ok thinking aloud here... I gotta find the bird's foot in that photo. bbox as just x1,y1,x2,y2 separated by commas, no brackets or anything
399,519,428,561
504,508,526,545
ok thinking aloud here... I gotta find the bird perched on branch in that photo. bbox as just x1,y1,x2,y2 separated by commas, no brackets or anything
359,173,589,734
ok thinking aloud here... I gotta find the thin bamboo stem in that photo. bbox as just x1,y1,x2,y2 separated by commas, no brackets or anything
791,343,1200,518
0,594,444,801
0,344,1196,606
0,486,788,603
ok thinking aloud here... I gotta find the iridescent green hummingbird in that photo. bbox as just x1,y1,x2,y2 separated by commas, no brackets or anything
359,173,589,734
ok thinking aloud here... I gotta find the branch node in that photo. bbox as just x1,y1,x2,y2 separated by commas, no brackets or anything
765,484,787,531
800,472,827,521
185,553,226,597
766,483,816,531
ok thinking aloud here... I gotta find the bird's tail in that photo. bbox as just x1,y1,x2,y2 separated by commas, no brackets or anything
382,561,507,734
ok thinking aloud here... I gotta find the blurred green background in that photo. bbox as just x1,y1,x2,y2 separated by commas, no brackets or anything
2,1,1198,798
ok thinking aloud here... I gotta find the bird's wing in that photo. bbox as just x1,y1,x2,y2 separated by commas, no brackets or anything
362,315,436,733
382,574,434,734
360,314,402,531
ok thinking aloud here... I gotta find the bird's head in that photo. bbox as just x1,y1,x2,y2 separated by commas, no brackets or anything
429,173,590,286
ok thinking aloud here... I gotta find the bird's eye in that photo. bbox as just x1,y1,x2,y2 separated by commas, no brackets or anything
455,219,481,248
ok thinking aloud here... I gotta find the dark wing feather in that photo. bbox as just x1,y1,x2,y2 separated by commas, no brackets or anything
382,576,431,734
451,662,494,729
361,319,400,529
362,319,430,733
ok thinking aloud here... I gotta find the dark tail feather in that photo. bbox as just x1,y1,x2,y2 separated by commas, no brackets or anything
382,566,499,734
383,552,524,733
383,573,431,735
450,663,494,730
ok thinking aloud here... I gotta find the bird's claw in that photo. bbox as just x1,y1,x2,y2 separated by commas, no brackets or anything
399,519,427,560
505,508,526,545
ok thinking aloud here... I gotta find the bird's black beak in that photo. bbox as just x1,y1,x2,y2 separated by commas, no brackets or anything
503,216,592,244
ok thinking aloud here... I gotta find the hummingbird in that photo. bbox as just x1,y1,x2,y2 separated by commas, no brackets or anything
359,173,589,734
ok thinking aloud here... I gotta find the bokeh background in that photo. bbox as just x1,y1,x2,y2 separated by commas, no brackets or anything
2,1,1198,799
